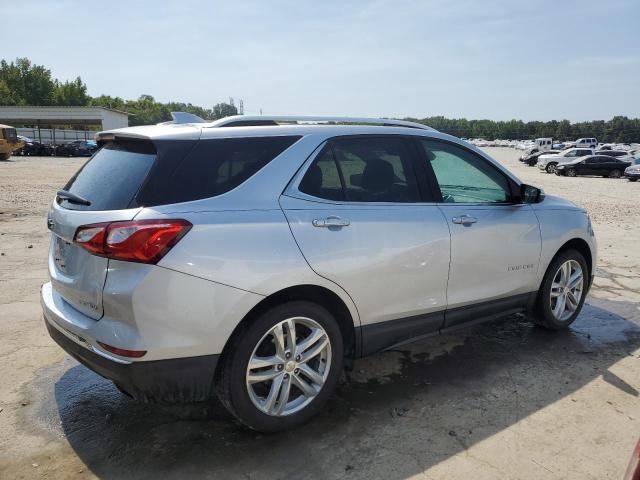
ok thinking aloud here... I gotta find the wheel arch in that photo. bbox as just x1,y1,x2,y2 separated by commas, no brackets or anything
556,238,593,277
219,284,359,370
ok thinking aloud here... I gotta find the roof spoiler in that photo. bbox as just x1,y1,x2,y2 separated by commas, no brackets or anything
157,112,207,125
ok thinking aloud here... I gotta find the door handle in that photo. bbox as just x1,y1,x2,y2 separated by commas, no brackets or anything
452,215,478,225
312,216,350,228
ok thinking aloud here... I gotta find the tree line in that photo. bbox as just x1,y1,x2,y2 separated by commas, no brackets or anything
0,58,237,126
1,57,638,141
406,116,640,144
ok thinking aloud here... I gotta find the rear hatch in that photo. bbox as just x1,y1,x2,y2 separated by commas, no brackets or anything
48,139,158,319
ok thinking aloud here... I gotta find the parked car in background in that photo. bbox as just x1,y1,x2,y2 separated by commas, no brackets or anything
54,140,99,157
16,136,54,156
625,163,640,182
521,150,560,166
537,148,594,173
555,155,631,178
596,149,633,160
574,138,597,149
0,124,24,160
520,138,554,157
42,115,597,432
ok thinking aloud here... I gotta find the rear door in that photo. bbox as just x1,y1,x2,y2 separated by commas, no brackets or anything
281,135,451,352
416,138,541,326
47,140,157,319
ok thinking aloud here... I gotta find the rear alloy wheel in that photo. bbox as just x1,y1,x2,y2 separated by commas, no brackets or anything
533,250,588,329
546,163,557,174
609,169,621,178
216,301,343,432
566,168,577,177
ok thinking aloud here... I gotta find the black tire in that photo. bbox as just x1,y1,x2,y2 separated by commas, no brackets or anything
608,169,621,178
629,178,638,182
566,168,576,177
546,163,557,174
0,152,11,161
532,249,589,330
215,301,344,432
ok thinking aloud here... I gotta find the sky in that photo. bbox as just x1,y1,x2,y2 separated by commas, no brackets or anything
2,0,639,122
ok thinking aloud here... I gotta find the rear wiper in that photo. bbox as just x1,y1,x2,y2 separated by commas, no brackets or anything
56,190,91,206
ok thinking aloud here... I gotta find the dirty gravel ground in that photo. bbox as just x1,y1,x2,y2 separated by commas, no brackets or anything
0,148,639,480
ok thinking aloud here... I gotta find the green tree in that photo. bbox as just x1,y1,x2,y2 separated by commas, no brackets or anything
54,76,89,105
212,102,238,119
0,57,56,105
0,80,16,105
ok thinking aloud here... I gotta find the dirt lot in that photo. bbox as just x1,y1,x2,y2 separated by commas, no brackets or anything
0,148,639,480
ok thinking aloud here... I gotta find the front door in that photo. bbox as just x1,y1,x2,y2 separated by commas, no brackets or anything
417,138,541,327
280,135,451,353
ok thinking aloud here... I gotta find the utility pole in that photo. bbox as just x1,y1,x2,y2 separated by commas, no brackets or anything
239,99,244,115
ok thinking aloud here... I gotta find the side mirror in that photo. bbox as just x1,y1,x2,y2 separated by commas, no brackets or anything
520,184,545,203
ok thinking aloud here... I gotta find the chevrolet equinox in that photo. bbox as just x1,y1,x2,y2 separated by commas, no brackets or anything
42,115,597,431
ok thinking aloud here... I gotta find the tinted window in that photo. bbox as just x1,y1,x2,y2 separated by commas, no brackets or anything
299,146,344,201
62,140,156,211
157,136,300,205
299,136,421,203
421,139,511,203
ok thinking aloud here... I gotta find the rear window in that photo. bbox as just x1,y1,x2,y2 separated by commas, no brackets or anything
61,135,300,211
61,140,156,211
142,136,300,206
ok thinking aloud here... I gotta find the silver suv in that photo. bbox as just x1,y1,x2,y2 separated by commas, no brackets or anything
42,116,597,431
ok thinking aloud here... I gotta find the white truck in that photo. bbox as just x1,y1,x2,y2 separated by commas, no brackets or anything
519,138,553,159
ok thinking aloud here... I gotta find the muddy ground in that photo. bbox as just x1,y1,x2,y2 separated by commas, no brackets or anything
0,148,638,479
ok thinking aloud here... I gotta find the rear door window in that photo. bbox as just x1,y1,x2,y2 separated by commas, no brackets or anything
61,140,156,211
152,136,300,205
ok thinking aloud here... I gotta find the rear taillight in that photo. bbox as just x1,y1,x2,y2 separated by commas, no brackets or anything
74,219,192,264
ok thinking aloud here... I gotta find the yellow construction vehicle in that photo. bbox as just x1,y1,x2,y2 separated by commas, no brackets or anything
0,124,24,160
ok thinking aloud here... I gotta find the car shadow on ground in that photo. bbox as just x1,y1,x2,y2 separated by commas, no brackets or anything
30,297,640,479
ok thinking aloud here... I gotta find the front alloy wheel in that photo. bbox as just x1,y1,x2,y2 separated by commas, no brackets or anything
533,249,588,329
546,163,557,174
550,260,584,321
246,317,331,416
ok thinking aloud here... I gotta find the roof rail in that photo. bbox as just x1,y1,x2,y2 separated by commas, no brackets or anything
205,115,436,131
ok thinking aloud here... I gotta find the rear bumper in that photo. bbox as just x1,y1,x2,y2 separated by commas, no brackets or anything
42,281,221,403
44,317,219,403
